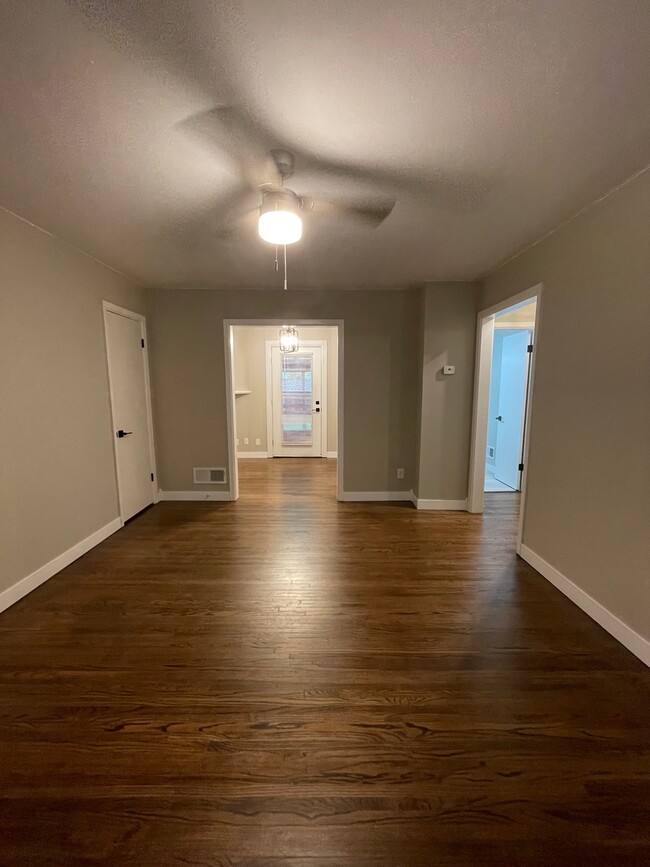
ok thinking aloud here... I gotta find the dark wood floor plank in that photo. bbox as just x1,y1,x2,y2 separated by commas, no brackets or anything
0,458,648,865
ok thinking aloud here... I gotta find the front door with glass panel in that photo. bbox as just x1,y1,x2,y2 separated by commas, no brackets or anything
270,345,323,457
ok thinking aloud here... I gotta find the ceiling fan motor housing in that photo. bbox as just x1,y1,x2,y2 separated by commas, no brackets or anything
260,187,302,215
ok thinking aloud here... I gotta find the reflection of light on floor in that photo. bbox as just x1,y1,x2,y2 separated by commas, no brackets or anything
484,466,516,493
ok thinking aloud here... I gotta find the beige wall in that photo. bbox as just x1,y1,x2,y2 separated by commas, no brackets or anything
482,168,650,642
415,282,480,501
148,289,420,494
0,207,147,598
233,325,338,454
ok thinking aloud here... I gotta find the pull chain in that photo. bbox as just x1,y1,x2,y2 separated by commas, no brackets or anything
283,243,288,291
274,245,279,272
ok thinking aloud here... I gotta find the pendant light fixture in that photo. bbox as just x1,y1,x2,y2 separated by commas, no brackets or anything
258,189,303,246
279,325,299,353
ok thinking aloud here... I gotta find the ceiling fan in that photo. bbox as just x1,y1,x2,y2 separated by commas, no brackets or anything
256,147,396,245
178,106,397,245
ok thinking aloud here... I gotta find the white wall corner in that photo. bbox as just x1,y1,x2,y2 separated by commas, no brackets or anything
0,517,123,616
159,491,232,501
521,545,650,668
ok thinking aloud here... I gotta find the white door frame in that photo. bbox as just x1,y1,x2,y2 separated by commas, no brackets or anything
265,340,328,458
467,284,543,553
224,319,344,502
102,301,159,523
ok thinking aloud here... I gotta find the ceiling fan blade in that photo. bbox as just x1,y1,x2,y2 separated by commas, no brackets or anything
303,196,396,227
214,186,259,223
215,205,260,241
166,186,259,244
177,105,283,189
293,147,490,212
179,106,488,216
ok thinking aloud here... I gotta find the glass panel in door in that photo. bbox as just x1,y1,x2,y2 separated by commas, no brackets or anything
281,354,313,446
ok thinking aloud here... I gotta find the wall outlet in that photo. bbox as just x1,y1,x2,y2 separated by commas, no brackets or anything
397,468,404,479
244,437,249,445
255,438,261,446
443,365,456,375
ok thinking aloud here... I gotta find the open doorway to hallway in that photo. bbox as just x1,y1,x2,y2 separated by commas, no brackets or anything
467,286,542,553
225,321,342,500
484,299,537,494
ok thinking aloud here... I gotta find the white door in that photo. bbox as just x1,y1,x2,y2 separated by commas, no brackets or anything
494,331,530,490
270,346,323,457
104,308,155,521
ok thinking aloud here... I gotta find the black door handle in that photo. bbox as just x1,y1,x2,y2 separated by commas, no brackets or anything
116,430,133,438
495,415,503,422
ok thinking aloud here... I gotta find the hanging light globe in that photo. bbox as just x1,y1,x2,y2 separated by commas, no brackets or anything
279,325,299,353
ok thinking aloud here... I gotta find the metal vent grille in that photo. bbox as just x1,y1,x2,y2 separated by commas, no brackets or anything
193,467,227,485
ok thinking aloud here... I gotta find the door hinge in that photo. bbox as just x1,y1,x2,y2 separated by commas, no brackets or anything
150,472,154,482
527,344,533,353
141,338,145,348
518,463,524,472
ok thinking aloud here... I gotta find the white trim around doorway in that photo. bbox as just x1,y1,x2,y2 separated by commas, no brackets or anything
224,320,344,502
466,284,543,554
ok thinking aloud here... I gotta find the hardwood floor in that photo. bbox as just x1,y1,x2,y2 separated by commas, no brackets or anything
1,458,648,865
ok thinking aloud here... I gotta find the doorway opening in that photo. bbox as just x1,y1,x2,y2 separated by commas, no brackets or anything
224,320,343,501
485,299,537,493
467,286,542,552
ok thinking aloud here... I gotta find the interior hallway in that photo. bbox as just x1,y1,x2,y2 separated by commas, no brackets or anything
0,459,648,865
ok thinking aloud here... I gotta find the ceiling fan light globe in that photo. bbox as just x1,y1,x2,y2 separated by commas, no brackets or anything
258,210,303,245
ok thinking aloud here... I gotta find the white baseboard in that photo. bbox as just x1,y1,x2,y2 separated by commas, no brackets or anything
521,545,650,668
0,517,122,616
411,493,467,510
159,490,232,501
339,491,412,502
326,451,338,459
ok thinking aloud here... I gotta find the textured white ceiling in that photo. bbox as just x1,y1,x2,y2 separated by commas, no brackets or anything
0,0,648,288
